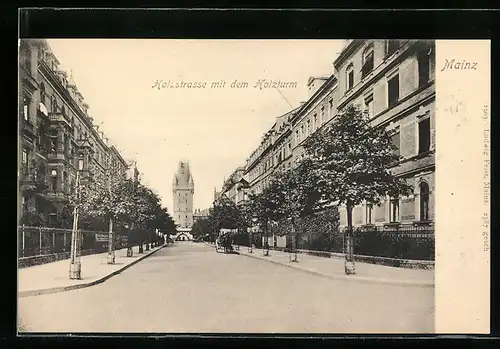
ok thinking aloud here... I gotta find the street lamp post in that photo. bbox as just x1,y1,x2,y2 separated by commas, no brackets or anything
69,170,81,279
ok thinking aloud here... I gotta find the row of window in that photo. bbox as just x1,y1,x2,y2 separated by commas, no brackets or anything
346,44,432,112
346,40,402,93
362,181,431,224
294,99,335,145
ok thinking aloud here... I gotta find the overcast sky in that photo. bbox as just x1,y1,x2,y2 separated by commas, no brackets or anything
47,39,344,212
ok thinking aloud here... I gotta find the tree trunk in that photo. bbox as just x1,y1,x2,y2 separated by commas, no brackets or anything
264,220,269,256
345,204,356,275
107,218,115,264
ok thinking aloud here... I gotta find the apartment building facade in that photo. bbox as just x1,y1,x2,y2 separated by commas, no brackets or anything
218,40,435,248
219,166,248,206
332,39,435,227
19,39,129,225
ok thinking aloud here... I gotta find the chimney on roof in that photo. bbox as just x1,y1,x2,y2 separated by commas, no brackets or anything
307,76,329,98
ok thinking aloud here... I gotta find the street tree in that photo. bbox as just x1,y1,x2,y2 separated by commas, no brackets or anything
191,218,210,241
303,104,413,274
131,184,163,252
246,185,282,255
153,207,176,243
83,166,128,264
262,161,322,260
208,195,241,244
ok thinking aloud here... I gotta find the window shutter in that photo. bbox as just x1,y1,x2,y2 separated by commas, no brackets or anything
399,56,418,98
401,122,417,158
372,79,387,115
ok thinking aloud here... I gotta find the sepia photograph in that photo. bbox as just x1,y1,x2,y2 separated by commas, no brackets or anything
17,37,442,334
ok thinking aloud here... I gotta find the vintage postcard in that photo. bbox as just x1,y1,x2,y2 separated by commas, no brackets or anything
17,37,490,335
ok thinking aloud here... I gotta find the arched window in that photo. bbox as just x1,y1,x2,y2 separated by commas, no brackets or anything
362,45,374,78
62,105,66,115
420,182,430,221
346,63,354,90
40,83,46,105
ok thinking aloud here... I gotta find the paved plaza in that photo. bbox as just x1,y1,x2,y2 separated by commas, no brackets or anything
18,242,434,333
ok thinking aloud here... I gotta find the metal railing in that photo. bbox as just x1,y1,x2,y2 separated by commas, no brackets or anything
349,224,435,261
266,224,435,261
17,225,128,259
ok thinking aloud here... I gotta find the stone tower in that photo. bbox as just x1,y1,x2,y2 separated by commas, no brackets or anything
172,161,195,229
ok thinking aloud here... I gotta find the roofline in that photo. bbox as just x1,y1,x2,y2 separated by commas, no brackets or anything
110,145,129,167
307,76,330,86
290,73,337,123
333,39,364,69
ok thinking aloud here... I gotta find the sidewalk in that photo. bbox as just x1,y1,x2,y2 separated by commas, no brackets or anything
18,244,167,298
235,246,434,288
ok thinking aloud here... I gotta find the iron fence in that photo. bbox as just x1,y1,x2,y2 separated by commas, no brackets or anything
277,224,434,261
348,224,435,261
17,225,129,258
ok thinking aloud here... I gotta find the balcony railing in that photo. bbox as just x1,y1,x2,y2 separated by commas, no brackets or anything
49,112,71,128
47,152,67,161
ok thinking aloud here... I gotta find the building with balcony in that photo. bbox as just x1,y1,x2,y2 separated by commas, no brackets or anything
18,39,130,226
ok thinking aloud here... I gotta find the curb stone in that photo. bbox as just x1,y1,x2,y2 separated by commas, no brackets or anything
19,244,168,298
239,250,434,288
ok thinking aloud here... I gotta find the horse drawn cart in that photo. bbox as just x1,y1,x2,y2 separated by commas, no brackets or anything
215,228,238,253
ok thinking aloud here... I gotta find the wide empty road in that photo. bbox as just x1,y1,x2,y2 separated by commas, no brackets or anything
18,242,434,333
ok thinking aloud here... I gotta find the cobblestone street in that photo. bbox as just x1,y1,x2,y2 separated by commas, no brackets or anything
18,242,434,333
